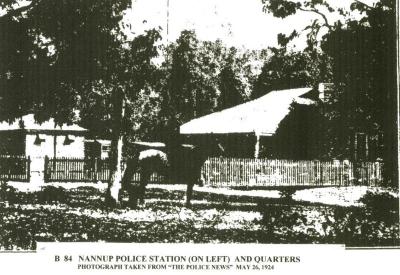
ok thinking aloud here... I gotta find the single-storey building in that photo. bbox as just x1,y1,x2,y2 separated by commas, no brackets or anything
0,114,88,182
180,87,317,159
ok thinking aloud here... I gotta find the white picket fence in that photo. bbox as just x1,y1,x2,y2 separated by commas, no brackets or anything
201,158,383,187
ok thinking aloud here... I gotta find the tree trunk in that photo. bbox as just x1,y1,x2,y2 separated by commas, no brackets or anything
185,182,194,207
105,90,125,207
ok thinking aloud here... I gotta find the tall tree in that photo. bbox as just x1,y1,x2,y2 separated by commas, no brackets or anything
321,0,396,185
217,65,244,110
261,0,397,185
159,30,221,142
94,29,162,206
0,0,165,203
0,0,131,123
216,47,258,110
252,45,331,99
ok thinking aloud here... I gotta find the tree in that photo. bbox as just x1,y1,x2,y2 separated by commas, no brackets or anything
160,33,260,137
216,47,257,110
93,29,162,206
320,0,396,185
0,0,165,204
260,0,397,185
158,30,221,145
272,102,325,159
252,46,331,99
217,65,244,110
0,0,131,123
163,31,218,123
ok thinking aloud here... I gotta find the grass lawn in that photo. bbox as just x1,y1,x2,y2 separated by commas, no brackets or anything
0,183,399,250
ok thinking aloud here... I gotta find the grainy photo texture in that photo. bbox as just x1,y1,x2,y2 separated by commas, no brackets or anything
0,0,398,250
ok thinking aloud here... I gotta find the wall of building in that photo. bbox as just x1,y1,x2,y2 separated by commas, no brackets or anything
25,133,85,183
55,135,85,158
25,133,53,158
25,133,85,159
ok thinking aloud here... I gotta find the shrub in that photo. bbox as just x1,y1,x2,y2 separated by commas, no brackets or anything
0,180,18,204
258,202,399,246
37,186,68,204
358,190,399,223
279,189,296,200
359,190,398,211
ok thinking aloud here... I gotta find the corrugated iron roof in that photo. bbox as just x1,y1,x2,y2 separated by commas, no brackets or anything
180,87,314,136
0,114,87,132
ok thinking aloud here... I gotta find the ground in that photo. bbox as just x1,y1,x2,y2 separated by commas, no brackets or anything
0,182,399,250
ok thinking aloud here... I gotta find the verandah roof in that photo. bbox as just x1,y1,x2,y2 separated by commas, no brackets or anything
0,114,87,133
180,87,314,136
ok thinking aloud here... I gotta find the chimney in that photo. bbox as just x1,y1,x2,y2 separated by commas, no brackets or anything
318,83,334,103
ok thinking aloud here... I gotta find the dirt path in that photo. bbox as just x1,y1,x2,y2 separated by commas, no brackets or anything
9,181,397,207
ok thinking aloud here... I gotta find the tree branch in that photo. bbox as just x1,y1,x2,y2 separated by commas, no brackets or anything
299,7,332,31
354,0,373,10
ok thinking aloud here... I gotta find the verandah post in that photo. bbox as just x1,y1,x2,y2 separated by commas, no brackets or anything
94,157,98,182
27,156,31,182
254,133,260,159
44,155,49,182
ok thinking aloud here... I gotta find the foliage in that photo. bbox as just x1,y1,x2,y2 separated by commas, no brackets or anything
78,28,163,140
216,49,249,110
358,190,399,221
36,186,69,204
259,203,399,246
252,47,331,99
0,180,17,204
0,0,132,124
270,102,326,159
279,188,297,201
320,0,396,156
258,1,396,182
159,30,218,136
159,33,260,140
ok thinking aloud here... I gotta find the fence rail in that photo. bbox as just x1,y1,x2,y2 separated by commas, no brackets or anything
0,155,30,182
1,155,384,187
44,157,163,183
201,158,383,187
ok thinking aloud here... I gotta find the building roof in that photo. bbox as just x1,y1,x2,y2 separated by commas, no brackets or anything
180,87,314,136
132,141,166,148
85,139,111,145
132,141,195,149
0,114,87,133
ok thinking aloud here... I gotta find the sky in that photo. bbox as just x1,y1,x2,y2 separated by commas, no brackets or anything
123,0,377,51
0,0,377,51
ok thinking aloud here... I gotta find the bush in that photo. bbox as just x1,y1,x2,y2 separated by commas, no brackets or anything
359,190,398,211
0,180,18,204
358,190,399,222
258,202,399,246
37,186,68,204
279,189,296,200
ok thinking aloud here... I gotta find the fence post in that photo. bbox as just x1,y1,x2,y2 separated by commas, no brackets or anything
313,160,318,185
27,156,31,182
44,156,49,182
319,162,323,185
94,157,98,182
7,156,11,180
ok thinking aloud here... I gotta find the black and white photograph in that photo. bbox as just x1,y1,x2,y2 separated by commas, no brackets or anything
0,0,399,265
